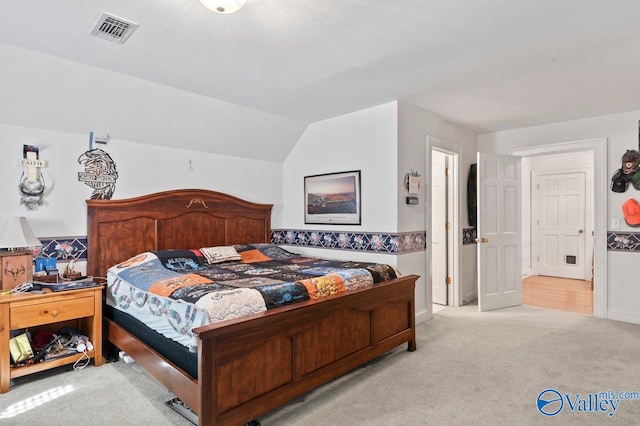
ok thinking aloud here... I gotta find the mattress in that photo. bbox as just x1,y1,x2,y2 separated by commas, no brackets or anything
106,244,397,352
106,305,198,379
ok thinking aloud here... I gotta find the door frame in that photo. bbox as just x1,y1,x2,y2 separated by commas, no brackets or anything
510,138,607,318
427,135,461,306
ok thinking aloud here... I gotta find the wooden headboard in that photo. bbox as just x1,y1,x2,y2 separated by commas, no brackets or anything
86,189,273,278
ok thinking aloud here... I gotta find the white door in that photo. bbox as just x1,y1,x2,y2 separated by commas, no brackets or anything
535,172,587,280
432,150,448,305
477,152,522,312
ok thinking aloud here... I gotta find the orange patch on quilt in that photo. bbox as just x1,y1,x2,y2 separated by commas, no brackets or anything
117,253,149,269
240,249,272,263
148,274,211,297
300,275,346,299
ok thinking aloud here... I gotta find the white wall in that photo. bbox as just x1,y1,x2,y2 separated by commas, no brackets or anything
0,123,283,238
478,110,640,324
282,102,424,312
282,101,479,323
397,102,478,232
397,102,478,308
283,101,399,232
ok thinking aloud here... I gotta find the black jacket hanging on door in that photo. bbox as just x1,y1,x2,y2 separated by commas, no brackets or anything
467,164,477,227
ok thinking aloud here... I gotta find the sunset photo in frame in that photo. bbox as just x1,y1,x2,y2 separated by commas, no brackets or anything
304,170,361,225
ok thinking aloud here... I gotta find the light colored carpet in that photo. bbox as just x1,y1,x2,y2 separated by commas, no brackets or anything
262,303,640,425
3,304,639,425
1,356,187,425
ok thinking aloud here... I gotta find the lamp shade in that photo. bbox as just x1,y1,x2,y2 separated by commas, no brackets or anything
200,0,246,14
0,217,41,250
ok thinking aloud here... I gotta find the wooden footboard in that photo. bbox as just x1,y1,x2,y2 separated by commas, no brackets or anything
195,274,418,426
106,274,417,425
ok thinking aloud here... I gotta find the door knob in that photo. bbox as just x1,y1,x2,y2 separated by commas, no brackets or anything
474,237,489,243
579,229,584,234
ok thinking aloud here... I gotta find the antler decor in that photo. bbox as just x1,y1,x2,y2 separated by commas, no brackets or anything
4,263,26,280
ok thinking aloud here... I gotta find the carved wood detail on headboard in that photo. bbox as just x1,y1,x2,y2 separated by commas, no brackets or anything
186,198,209,209
86,189,272,278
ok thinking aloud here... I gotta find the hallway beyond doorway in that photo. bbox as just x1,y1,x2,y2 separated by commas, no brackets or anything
523,275,593,315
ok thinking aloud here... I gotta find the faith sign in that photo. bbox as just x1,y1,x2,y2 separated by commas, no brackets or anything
17,146,47,210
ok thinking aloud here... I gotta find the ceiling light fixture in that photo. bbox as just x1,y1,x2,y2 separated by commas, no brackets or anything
200,0,246,14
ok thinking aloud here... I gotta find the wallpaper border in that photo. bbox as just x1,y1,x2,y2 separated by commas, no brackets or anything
23,231,634,260
463,227,477,245
26,230,430,261
271,229,427,254
607,231,640,252
36,236,88,261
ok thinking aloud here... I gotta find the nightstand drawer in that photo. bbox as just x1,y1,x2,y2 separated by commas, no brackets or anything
11,296,95,328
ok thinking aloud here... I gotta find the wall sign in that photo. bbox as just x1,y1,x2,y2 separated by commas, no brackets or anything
18,145,47,210
78,149,118,199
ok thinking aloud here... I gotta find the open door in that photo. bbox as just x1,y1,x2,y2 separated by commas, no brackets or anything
477,152,522,311
432,149,448,305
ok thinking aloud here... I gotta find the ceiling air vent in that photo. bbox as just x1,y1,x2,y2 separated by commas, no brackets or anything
90,12,139,44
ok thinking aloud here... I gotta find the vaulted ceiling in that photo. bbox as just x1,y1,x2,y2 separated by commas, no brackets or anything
2,1,640,145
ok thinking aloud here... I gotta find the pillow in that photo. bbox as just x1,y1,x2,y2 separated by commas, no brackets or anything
200,246,242,264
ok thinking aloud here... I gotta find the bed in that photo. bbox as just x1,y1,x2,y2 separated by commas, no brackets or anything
87,189,418,426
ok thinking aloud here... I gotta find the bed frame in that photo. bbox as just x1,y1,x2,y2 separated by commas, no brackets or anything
87,189,418,426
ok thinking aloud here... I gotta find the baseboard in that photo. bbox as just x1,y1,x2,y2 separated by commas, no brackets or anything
606,309,640,325
416,308,431,324
462,291,477,305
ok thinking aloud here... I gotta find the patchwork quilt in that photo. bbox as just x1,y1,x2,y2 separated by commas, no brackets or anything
106,244,397,351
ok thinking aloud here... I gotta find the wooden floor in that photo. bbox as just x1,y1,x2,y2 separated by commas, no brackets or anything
522,275,593,315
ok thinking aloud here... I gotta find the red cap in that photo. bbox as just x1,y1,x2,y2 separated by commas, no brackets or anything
622,198,640,226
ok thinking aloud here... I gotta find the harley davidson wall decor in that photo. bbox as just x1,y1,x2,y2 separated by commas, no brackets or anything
78,149,118,199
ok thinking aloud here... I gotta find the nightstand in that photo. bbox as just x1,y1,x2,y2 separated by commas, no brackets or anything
0,284,104,393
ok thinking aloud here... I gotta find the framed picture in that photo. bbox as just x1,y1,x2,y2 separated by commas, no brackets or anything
304,170,361,225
